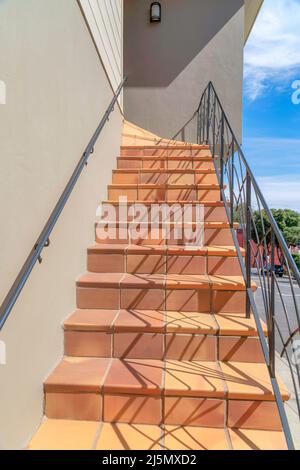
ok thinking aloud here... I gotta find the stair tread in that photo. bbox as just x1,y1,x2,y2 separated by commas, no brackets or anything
121,145,210,149
96,221,237,228
44,358,288,401
28,420,287,450
27,419,100,451
88,244,244,257
114,309,166,332
109,183,220,188
103,200,225,206
44,357,111,393
77,272,252,291
64,309,266,337
64,309,120,331
103,358,164,395
117,156,213,161
113,169,216,174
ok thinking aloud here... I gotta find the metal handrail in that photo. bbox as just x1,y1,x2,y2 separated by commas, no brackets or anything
0,77,127,331
206,82,300,284
196,81,300,450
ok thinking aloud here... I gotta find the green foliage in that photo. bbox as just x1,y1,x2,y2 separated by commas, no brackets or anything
292,253,300,271
251,208,300,247
233,203,247,226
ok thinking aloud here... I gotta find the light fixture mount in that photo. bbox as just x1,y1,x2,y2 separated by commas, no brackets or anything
150,2,161,23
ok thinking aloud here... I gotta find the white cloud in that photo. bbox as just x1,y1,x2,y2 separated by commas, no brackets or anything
244,0,300,99
257,175,300,211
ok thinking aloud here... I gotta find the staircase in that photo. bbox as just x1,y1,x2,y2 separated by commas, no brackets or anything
28,135,289,450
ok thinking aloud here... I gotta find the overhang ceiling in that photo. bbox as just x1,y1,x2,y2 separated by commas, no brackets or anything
244,0,264,43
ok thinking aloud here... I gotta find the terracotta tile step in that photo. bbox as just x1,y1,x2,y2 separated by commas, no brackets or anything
113,168,216,174
117,156,215,170
76,273,255,312
28,420,287,450
64,310,266,363
95,224,236,246
76,273,253,291
88,244,244,256
108,184,223,203
114,168,216,172
120,145,211,158
96,221,238,229
64,310,266,337
64,310,267,362
112,169,218,185
103,200,225,206
117,156,213,162
64,310,267,363
101,200,229,222
121,144,210,149
43,358,289,424
44,358,289,401
108,184,220,191
87,244,244,275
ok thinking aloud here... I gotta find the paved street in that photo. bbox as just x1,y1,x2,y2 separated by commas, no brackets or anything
252,272,300,449
252,272,300,355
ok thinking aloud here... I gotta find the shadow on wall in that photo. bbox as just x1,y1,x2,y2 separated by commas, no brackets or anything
124,0,244,87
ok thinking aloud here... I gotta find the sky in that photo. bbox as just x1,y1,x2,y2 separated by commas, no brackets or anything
243,0,300,212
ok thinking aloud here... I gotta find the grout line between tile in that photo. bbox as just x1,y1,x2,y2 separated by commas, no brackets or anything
92,422,104,450
224,425,234,451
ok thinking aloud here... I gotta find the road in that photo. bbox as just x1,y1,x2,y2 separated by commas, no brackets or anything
252,272,300,356
252,272,300,448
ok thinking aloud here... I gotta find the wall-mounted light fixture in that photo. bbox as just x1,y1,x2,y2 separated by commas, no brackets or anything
150,2,161,23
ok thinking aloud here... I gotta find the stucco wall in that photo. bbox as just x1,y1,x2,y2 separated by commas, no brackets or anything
0,0,123,449
124,0,244,142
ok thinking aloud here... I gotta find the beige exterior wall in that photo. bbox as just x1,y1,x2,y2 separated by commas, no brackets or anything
79,0,123,91
245,0,264,43
0,0,123,449
124,0,245,142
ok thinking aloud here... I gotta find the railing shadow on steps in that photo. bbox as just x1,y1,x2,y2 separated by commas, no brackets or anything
175,82,300,450
0,77,127,332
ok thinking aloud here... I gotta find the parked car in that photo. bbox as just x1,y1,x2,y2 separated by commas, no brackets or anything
261,264,284,277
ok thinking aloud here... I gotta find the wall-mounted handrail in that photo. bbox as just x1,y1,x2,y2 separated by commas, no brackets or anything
0,77,127,331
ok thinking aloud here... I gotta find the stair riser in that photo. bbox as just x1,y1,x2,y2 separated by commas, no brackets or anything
112,173,218,185
77,287,247,313
88,253,242,276
64,331,264,363
117,159,215,171
95,228,234,246
108,188,221,202
120,149,210,157
44,393,282,431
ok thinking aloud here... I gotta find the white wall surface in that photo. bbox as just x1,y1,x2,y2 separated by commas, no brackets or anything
0,0,122,449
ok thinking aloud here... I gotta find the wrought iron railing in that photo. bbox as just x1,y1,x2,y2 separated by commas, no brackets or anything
178,82,300,450
0,77,127,331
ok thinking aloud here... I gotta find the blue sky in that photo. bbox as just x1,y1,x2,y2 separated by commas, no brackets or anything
243,0,300,211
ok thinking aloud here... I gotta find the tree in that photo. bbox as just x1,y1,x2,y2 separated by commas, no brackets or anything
292,253,300,271
251,208,300,249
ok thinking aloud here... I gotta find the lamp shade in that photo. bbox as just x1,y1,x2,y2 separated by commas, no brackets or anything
150,2,161,22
